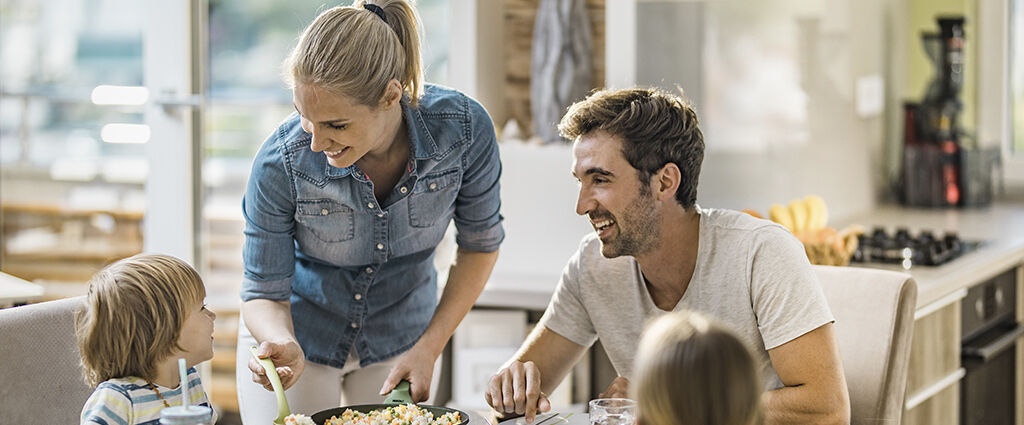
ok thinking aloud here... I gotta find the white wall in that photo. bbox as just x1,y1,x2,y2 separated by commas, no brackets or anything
478,0,895,292
488,144,592,293
607,0,886,223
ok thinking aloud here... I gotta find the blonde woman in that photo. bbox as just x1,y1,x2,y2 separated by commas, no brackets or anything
237,0,504,422
634,311,761,425
77,254,216,424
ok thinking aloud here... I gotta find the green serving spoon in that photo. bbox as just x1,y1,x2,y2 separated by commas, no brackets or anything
249,345,291,425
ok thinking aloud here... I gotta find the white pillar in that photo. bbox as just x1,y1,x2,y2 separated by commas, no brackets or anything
143,0,198,264
449,0,506,124
604,0,637,89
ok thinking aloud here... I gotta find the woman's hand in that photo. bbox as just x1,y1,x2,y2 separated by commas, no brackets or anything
379,344,437,402
249,340,306,391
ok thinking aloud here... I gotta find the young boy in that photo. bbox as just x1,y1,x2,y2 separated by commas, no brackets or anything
76,254,217,424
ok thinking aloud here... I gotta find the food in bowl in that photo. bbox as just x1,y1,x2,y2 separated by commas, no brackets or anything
325,404,461,425
285,414,317,425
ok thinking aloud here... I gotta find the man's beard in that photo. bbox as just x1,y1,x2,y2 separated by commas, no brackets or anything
599,188,662,258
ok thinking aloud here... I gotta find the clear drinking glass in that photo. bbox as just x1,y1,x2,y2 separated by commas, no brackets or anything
589,398,637,425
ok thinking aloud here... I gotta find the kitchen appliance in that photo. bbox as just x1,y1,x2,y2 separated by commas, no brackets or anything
900,16,999,207
960,269,1023,425
850,227,981,268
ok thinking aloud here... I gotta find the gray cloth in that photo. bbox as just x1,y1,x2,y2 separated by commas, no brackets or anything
538,206,835,390
530,0,592,144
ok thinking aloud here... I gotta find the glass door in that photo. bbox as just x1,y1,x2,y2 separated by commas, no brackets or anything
1,0,150,296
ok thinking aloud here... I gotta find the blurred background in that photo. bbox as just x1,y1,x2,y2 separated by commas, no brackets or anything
2,0,1023,422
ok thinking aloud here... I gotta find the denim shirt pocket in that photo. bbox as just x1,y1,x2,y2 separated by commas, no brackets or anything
408,168,461,228
295,199,355,242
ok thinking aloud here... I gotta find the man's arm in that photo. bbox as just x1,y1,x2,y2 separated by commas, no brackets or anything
486,324,588,423
762,322,850,425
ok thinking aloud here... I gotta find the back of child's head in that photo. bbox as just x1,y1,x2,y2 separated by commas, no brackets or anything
75,253,205,387
634,311,762,425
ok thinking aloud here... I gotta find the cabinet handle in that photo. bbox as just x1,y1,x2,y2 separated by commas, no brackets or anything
962,324,1024,362
905,368,966,410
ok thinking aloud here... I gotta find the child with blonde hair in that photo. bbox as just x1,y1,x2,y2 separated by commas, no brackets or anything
76,254,217,424
634,311,761,425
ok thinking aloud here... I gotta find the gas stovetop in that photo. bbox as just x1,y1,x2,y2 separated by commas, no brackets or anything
850,227,983,269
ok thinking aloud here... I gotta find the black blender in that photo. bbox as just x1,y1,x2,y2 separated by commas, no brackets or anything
901,17,997,207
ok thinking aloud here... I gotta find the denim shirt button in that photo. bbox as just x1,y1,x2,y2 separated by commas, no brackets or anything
350,322,359,328
367,202,375,209
429,183,437,190
376,243,384,250
354,293,363,300
377,213,384,218
320,208,329,216
365,267,374,274
400,186,408,194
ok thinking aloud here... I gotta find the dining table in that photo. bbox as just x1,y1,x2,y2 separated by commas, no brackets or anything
496,411,588,425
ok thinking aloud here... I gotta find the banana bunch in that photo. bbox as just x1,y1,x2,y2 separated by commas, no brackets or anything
765,195,863,266
768,195,828,235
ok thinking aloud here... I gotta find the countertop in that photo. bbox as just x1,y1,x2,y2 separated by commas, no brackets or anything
839,202,1024,310
477,202,1024,313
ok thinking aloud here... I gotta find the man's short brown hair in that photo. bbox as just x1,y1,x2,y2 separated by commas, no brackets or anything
558,87,704,208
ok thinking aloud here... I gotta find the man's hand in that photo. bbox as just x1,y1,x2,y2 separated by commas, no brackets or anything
249,340,305,391
379,344,437,402
598,377,630,399
486,361,551,424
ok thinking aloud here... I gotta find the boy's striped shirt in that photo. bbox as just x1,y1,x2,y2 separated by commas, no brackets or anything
81,366,215,425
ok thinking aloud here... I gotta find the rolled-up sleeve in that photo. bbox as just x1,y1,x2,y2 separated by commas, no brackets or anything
241,133,298,302
453,99,504,252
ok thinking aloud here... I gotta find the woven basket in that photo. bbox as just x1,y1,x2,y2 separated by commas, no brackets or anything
795,226,863,267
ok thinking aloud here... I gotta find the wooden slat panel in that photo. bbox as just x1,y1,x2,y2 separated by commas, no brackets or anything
904,384,958,425
906,301,961,396
503,0,606,138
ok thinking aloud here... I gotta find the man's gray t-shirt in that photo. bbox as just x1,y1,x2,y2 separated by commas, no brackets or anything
537,206,834,390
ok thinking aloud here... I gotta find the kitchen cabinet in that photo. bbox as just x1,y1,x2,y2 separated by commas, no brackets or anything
1018,266,1023,425
903,295,963,425
837,204,1024,425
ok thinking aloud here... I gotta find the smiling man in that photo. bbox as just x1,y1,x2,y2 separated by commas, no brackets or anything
485,88,850,424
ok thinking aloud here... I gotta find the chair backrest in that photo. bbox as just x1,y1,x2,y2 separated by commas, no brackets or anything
0,296,93,424
812,265,917,425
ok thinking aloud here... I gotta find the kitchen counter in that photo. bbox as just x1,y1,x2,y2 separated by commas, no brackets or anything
839,202,1024,310
477,201,1024,313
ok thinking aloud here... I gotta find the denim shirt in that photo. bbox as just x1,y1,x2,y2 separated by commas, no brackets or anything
241,84,504,369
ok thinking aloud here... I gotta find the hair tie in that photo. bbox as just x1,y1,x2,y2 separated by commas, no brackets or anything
364,3,387,24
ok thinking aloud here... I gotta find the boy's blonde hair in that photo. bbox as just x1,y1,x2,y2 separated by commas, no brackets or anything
284,0,424,108
634,311,761,425
75,254,205,387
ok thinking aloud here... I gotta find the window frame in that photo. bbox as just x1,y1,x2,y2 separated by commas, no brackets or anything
980,0,1024,184
143,0,203,263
